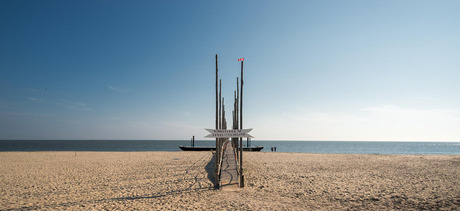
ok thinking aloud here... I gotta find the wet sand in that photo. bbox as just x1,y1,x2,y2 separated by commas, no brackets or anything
1,151,459,210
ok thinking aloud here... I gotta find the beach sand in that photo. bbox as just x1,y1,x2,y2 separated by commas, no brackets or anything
1,151,459,210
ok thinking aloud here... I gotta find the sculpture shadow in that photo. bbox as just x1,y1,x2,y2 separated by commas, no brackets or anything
12,152,218,210
205,152,215,184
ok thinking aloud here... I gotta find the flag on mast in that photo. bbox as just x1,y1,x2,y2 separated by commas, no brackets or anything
238,58,244,61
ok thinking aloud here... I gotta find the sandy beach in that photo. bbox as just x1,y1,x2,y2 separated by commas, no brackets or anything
1,151,459,210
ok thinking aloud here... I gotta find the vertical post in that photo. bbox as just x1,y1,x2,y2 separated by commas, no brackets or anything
240,61,243,131
219,80,223,167
219,80,222,130
193,135,195,147
233,90,237,149
222,98,225,129
233,91,236,129
215,55,218,131
237,77,239,126
239,60,244,187
236,78,239,162
215,54,219,188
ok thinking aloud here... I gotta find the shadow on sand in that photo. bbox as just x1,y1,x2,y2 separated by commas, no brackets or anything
11,153,218,210
205,152,216,184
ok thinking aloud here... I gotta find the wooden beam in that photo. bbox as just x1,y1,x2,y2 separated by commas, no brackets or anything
239,60,244,187
215,54,219,188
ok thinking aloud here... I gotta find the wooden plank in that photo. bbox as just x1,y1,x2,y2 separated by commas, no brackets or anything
220,141,239,191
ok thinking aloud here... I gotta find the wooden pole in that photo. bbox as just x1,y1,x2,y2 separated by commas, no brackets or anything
219,79,222,167
233,91,234,129
219,80,222,130
240,61,243,131
237,77,239,126
215,55,218,130
235,78,239,164
239,60,244,187
232,91,235,149
233,98,235,149
236,78,240,160
222,98,226,129
215,54,219,188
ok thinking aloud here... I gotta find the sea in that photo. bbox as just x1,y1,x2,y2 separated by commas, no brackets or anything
0,140,459,155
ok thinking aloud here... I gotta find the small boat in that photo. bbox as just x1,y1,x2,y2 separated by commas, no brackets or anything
243,146,264,151
179,145,263,151
179,145,215,151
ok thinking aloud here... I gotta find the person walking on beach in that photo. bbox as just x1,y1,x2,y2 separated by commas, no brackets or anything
271,146,273,152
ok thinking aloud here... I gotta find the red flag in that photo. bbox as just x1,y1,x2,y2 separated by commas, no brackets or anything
238,58,244,61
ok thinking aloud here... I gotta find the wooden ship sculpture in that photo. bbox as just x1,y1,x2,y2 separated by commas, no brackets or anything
179,55,263,152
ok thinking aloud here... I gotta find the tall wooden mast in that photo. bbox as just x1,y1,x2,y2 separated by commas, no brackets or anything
239,59,244,187
215,54,219,188
215,54,218,131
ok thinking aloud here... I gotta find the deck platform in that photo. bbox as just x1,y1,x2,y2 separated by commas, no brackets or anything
220,142,239,191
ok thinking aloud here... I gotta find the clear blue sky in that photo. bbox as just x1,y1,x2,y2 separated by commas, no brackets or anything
1,0,459,141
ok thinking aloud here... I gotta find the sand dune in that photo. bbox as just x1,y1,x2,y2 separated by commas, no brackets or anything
1,151,458,210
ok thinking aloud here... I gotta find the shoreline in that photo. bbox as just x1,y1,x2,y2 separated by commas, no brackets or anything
1,151,459,210
1,150,458,156
1,140,458,155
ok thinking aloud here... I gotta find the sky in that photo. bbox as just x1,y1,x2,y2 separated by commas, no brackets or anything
1,0,459,141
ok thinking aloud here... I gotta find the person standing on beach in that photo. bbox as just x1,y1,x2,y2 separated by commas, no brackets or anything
271,146,273,152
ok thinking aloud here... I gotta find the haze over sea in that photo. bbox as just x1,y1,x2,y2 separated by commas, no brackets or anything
1,140,458,155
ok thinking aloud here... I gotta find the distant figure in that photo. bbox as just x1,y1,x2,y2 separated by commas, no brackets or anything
271,146,273,152
274,147,277,152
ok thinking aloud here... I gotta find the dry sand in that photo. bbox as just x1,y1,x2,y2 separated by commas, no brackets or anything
1,151,459,210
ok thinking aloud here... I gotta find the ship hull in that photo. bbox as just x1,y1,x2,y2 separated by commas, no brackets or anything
179,145,263,151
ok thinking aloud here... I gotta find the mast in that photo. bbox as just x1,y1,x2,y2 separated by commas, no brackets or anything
215,54,218,131
239,59,244,187
219,80,222,130
215,54,219,188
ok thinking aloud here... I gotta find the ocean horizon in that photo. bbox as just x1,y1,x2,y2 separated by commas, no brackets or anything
0,140,458,155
